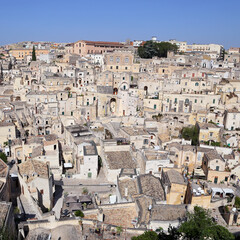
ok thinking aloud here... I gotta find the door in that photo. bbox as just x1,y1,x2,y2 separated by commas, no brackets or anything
214,177,218,184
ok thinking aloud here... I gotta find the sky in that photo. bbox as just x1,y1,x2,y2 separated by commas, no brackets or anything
0,0,239,49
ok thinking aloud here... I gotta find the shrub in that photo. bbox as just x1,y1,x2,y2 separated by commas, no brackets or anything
75,210,84,218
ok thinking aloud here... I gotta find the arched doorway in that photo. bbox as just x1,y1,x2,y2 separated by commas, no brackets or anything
110,98,116,113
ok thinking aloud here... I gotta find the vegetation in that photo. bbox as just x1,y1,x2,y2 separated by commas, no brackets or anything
204,140,221,147
179,206,234,240
0,152,7,164
0,227,14,240
132,230,158,240
132,206,234,240
32,46,36,61
208,120,216,125
82,188,88,195
235,196,240,208
14,207,20,214
138,41,178,59
116,226,123,234
75,210,84,218
181,126,199,146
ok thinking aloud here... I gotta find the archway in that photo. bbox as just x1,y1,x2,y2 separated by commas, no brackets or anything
110,98,116,113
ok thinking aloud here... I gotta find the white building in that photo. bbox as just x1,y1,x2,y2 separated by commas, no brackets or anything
168,39,187,52
81,141,98,179
224,109,240,130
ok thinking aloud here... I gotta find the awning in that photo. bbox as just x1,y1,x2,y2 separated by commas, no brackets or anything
64,163,73,168
211,187,223,197
222,188,234,195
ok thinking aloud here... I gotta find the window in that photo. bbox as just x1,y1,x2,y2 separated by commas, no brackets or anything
40,189,44,194
116,57,120,63
154,104,157,109
209,132,213,137
8,129,11,132
125,57,129,63
195,99,197,103
216,166,219,171
213,99,215,104
116,66,118,69
225,177,228,182
143,139,149,145
54,145,57,150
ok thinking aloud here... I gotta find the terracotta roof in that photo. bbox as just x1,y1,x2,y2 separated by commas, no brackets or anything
80,40,124,47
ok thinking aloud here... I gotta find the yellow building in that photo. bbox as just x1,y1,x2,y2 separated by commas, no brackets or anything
162,169,187,205
105,51,135,72
0,122,16,148
202,150,230,184
197,122,221,144
184,181,211,208
9,49,50,60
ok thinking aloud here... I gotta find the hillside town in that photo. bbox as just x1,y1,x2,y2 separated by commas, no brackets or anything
1,37,240,239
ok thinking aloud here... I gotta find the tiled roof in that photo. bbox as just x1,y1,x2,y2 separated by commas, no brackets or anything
150,204,187,221
105,151,136,169
138,175,165,201
165,169,187,185
18,160,48,182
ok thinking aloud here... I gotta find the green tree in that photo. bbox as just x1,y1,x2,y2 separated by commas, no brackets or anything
132,231,158,240
179,206,234,240
157,226,181,240
235,196,240,208
75,210,84,218
0,152,7,164
32,46,36,61
181,126,199,146
138,41,178,59
132,207,233,240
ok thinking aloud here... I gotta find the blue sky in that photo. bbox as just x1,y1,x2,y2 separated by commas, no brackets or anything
1,0,239,49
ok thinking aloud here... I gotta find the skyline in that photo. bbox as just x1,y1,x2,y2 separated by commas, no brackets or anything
1,0,240,48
